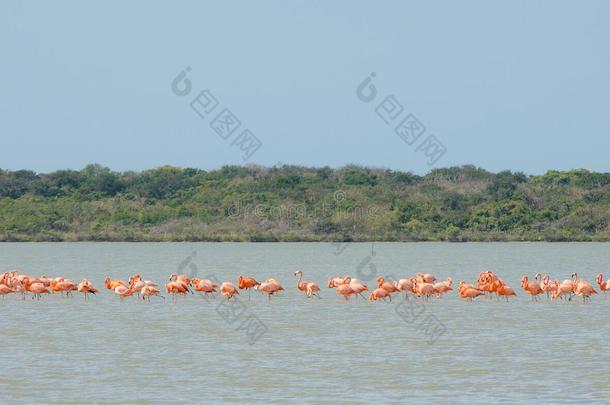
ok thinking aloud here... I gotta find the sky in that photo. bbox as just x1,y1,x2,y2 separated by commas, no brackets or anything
1,0,609,175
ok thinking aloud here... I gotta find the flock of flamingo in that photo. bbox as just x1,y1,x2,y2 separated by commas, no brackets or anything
1,269,609,303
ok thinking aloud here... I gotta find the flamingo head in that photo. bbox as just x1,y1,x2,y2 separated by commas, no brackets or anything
294,270,303,276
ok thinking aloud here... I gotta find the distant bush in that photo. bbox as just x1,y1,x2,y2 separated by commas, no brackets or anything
0,164,608,241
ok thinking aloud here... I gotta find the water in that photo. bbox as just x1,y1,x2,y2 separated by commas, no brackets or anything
1,242,609,404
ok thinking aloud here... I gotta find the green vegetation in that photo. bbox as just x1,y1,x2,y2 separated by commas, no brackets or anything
0,164,609,242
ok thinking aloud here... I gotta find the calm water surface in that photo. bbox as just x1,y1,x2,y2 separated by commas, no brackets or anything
1,242,609,404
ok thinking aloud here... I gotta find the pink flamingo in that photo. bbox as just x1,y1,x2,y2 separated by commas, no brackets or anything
348,277,369,299
433,277,453,295
294,270,320,298
77,279,98,300
191,278,219,297
114,285,134,300
336,283,355,300
258,279,284,300
141,285,165,301
220,282,239,300
369,288,391,302
394,278,415,299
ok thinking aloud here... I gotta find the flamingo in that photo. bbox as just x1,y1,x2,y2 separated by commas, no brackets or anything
220,282,240,300
11,276,27,300
348,277,368,299
191,278,219,297
377,276,400,295
554,278,575,300
50,279,78,297
77,279,98,300
476,270,494,288
572,273,597,302
0,284,14,299
141,285,165,301
129,274,157,297
477,271,502,299
552,280,574,301
458,281,485,301
460,287,485,301
0,271,11,286
369,288,391,301
495,280,517,301
458,281,478,292
238,275,261,300
394,278,415,299
540,274,553,298
114,285,134,300
105,276,127,290
294,270,320,299
24,277,50,300
335,283,355,300
574,282,597,303
540,275,557,299
520,276,543,301
414,279,436,301
433,277,453,296
169,274,191,285
38,275,52,287
166,280,191,300
170,274,192,290
258,279,284,300
596,273,610,294
327,276,349,288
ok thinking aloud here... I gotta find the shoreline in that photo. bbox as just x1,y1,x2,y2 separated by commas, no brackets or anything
1,239,609,243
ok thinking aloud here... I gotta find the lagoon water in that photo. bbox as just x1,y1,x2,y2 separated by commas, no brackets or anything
1,242,609,403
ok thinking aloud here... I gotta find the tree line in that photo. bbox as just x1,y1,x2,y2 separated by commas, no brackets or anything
0,164,609,241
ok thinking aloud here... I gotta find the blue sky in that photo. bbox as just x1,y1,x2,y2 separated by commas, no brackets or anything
1,0,609,175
